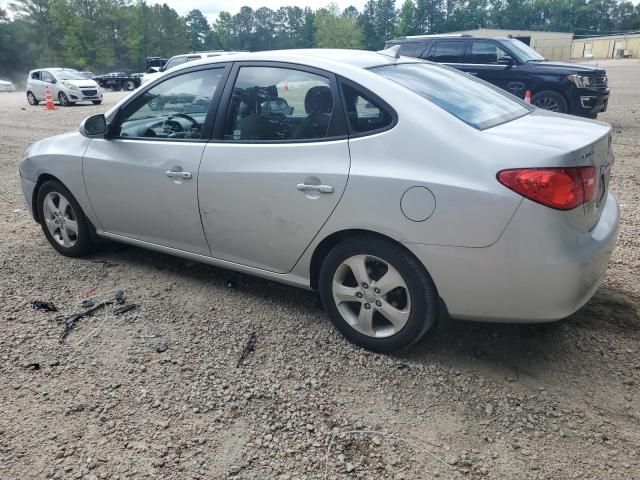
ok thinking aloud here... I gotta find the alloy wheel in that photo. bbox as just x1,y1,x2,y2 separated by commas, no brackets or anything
58,92,69,106
534,96,560,112
42,191,79,248
27,92,36,105
332,254,411,338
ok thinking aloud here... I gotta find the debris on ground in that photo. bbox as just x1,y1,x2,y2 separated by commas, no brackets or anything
58,301,110,343
225,279,237,288
113,304,137,316
115,290,126,305
237,331,257,367
31,300,57,312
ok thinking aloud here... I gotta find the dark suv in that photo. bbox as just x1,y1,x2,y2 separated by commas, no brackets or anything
385,35,609,118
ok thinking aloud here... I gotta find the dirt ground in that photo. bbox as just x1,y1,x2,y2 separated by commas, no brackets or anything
0,60,638,480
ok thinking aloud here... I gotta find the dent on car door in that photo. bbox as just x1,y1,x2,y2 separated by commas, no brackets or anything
83,66,228,255
198,64,350,273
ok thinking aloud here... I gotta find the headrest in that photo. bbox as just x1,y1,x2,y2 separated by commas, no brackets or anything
304,86,332,114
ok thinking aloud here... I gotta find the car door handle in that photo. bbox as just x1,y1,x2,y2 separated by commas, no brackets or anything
297,183,334,194
165,170,192,179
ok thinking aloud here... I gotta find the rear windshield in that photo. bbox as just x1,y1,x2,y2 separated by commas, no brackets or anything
373,62,532,130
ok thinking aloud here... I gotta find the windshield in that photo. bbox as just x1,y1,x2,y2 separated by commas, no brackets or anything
501,39,545,62
373,63,532,130
55,70,89,81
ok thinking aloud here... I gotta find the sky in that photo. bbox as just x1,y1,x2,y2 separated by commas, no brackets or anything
1,1,368,22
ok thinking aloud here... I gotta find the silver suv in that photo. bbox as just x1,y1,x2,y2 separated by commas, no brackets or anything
141,51,242,85
26,68,103,106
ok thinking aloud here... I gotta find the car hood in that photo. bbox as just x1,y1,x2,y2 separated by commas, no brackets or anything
526,60,605,74
63,79,100,88
485,109,610,152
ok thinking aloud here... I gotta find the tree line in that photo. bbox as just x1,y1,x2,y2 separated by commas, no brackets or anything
1,0,640,84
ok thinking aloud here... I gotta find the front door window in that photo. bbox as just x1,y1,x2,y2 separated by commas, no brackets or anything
117,68,224,140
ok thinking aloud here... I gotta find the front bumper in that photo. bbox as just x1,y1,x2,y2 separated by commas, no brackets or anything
68,90,103,102
404,192,620,322
572,88,609,117
20,176,37,221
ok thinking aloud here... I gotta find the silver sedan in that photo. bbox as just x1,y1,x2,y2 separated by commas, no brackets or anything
19,49,619,352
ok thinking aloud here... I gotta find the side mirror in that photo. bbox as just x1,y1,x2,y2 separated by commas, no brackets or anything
80,114,107,138
498,56,514,66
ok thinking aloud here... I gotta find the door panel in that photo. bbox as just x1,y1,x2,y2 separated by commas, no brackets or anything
84,139,211,255
82,67,227,256
198,140,350,272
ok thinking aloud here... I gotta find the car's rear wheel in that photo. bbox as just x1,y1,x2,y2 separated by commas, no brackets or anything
124,80,136,91
36,180,95,257
319,235,439,353
58,92,73,106
27,91,39,105
532,90,568,113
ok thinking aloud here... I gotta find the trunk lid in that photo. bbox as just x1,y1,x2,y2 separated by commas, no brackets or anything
487,110,613,231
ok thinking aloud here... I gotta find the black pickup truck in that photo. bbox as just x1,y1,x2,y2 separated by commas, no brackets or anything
385,35,610,118
93,72,143,91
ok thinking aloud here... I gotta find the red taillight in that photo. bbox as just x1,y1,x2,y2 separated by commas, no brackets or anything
497,167,597,210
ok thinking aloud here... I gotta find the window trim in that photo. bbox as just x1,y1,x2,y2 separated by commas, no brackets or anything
211,61,349,144
337,76,398,139
107,63,232,143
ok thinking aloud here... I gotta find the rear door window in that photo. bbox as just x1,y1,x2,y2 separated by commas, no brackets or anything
223,66,338,141
430,41,465,63
398,42,421,58
31,71,41,80
467,41,511,64
340,83,394,134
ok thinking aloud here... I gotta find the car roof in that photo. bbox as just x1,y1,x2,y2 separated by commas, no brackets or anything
389,35,511,42
172,49,424,73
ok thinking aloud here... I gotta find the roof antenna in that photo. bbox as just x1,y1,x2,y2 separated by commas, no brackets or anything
377,45,401,59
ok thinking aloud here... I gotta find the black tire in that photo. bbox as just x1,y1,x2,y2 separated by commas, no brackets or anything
124,79,136,91
531,90,568,114
319,235,439,353
58,92,73,106
36,180,95,257
92,100,102,105
27,91,39,105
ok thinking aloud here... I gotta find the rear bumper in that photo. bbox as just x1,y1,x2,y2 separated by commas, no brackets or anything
404,192,619,322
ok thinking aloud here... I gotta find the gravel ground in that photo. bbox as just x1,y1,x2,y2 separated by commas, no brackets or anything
1,61,639,480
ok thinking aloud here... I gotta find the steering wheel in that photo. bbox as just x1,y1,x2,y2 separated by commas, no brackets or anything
162,113,201,138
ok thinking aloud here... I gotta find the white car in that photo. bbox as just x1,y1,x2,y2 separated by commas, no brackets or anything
0,79,16,92
26,68,103,106
142,51,242,85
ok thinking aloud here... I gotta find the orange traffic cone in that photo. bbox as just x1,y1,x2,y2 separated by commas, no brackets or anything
45,85,55,110
524,90,532,104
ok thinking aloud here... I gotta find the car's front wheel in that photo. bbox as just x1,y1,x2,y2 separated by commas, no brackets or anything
124,80,136,91
319,235,439,353
27,91,39,105
92,100,102,105
36,180,95,257
58,92,73,106
532,90,568,114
